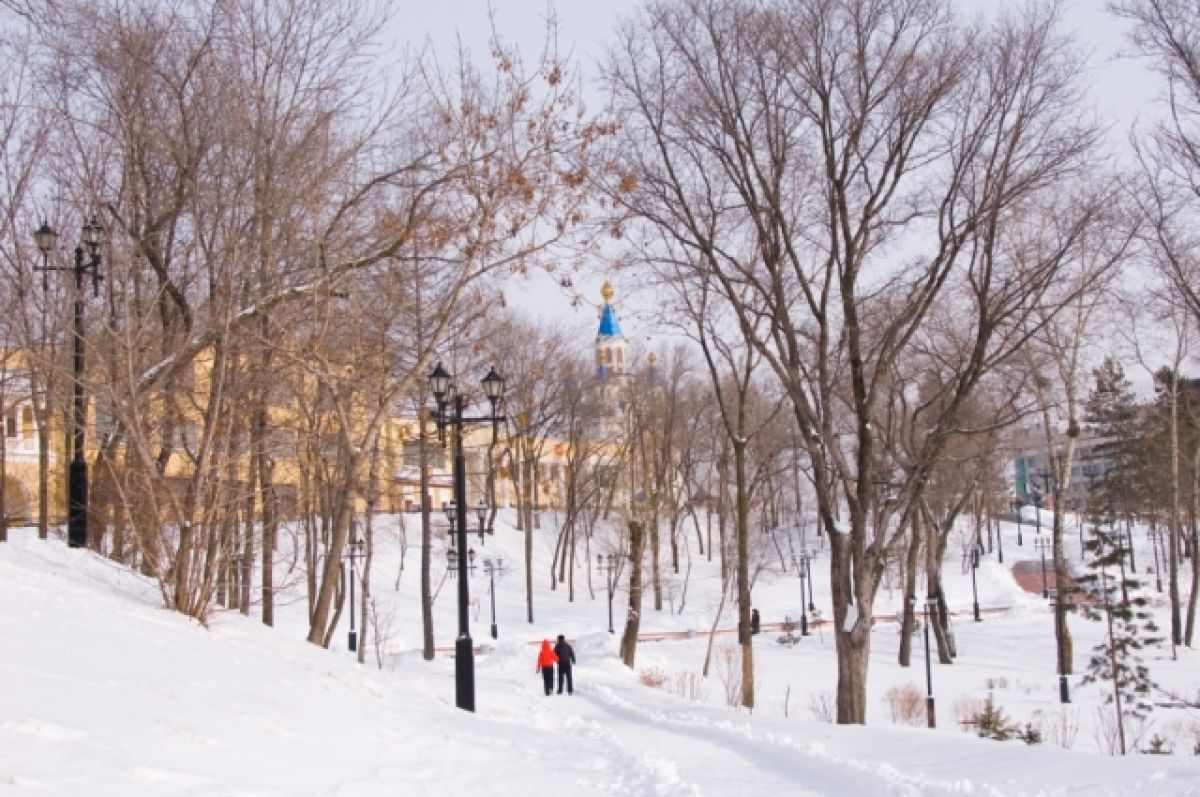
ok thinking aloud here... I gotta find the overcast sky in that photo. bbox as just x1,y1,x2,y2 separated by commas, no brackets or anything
386,1,1162,334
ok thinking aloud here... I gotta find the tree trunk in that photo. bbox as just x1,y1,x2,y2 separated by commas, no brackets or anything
899,517,922,667
620,519,646,668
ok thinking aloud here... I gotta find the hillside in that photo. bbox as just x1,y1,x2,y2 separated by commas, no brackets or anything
2,512,1199,795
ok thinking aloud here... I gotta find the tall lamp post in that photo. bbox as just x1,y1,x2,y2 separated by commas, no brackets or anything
430,362,505,713
996,507,1004,564
483,557,504,639
475,498,492,543
1034,535,1051,599
970,546,981,622
792,551,813,635
912,594,936,728
803,548,816,612
34,219,105,549
346,534,364,652
598,553,617,633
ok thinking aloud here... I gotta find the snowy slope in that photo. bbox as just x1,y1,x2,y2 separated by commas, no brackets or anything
3,521,1200,796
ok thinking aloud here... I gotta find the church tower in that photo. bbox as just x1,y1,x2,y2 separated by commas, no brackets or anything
595,280,628,379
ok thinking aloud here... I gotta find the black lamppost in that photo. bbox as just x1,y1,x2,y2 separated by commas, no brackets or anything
35,219,105,549
792,551,813,635
475,498,491,543
1034,534,1051,599
970,546,981,622
911,594,936,728
483,557,504,639
346,534,364,652
803,548,816,612
430,362,505,713
598,553,617,633
995,508,1004,564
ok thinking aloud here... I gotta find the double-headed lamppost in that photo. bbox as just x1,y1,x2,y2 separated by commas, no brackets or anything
445,537,477,578
474,498,492,543
597,553,617,633
911,594,936,728
346,534,364,652
1034,534,1052,599
483,557,504,639
34,219,105,549
803,548,816,612
430,362,505,713
970,546,981,622
791,551,813,635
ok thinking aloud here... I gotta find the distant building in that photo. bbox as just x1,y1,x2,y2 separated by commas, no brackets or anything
1010,426,1110,511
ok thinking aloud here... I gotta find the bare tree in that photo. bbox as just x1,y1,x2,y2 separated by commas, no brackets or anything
605,0,1108,723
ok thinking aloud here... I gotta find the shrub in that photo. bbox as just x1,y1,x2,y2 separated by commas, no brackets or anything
672,671,707,701
808,689,835,723
882,683,925,726
638,667,668,689
953,695,986,730
967,696,1040,744
1143,733,1173,755
1043,708,1080,750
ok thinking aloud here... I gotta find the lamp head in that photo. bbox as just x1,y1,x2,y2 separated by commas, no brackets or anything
482,366,505,402
429,362,451,402
81,217,105,257
34,222,57,254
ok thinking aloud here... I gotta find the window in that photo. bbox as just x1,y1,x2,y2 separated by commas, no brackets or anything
5,415,15,438
403,441,445,471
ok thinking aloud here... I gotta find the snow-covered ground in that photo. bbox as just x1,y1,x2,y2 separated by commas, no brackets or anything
2,507,1199,795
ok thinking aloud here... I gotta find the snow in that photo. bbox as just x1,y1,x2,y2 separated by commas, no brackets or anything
2,509,1199,796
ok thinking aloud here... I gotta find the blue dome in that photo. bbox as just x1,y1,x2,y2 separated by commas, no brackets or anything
597,303,622,338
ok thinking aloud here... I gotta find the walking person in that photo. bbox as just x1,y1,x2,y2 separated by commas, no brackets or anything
553,634,576,694
536,639,558,696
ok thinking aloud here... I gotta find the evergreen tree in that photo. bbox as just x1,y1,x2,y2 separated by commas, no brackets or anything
1083,359,1144,527
1077,508,1161,755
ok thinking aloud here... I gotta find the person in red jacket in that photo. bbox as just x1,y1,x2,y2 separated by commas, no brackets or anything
536,639,558,696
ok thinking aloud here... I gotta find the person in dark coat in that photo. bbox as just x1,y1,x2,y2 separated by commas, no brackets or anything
536,639,558,696
553,634,576,694
751,608,761,635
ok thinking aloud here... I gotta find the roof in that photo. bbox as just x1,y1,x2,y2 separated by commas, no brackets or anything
597,303,622,339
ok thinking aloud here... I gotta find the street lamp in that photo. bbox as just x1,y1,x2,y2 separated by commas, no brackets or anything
803,548,816,612
995,506,1004,564
969,546,981,622
34,218,105,549
597,553,618,633
911,594,936,728
483,557,504,639
475,498,491,543
346,535,364,652
430,361,505,712
1034,535,1052,599
792,551,813,635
